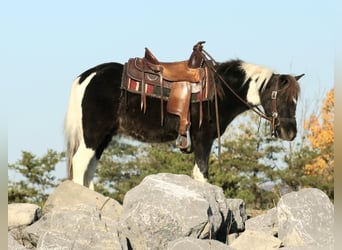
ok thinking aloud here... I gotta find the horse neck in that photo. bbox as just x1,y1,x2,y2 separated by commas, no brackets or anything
219,70,270,126
216,79,251,128
214,60,275,125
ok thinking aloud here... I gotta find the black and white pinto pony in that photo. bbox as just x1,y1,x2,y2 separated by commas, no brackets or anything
65,56,303,189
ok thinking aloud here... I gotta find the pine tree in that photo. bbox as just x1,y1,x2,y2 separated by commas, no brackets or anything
94,138,142,202
8,150,65,206
209,112,285,209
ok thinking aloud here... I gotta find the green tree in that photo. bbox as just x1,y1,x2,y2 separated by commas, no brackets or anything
8,149,65,206
94,138,143,202
210,112,284,209
138,143,193,176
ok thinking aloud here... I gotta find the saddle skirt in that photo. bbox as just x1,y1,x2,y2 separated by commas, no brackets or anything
123,57,212,102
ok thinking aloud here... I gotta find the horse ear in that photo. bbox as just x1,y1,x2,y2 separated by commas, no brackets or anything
295,74,305,81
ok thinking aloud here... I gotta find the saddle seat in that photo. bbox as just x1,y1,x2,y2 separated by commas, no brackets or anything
144,48,202,83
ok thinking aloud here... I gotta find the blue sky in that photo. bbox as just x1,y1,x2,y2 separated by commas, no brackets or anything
3,1,334,178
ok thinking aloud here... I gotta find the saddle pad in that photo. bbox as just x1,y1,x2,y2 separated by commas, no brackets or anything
125,78,209,103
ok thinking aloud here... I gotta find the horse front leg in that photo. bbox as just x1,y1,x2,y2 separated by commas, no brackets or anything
192,162,208,183
192,137,214,183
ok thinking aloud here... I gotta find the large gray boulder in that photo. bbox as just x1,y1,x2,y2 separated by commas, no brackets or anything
9,180,127,250
26,205,126,249
277,188,334,249
226,198,247,232
43,180,122,221
119,173,229,250
245,207,278,236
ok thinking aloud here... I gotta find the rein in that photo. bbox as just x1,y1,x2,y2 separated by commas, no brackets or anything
196,44,282,140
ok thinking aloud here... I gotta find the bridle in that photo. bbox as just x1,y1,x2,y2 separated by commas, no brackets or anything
216,68,283,138
195,43,291,140
269,76,281,137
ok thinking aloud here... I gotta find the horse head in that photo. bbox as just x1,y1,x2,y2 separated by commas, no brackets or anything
260,73,303,141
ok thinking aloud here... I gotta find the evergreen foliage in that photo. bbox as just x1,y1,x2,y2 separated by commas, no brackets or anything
209,113,284,209
8,150,65,206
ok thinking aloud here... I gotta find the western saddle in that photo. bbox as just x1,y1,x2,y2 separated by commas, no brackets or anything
123,41,212,151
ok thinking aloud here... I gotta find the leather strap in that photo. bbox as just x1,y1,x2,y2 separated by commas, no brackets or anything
159,69,164,126
141,60,146,112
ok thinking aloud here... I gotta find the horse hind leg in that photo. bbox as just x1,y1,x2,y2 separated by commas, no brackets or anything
84,156,99,190
73,133,113,189
71,140,97,189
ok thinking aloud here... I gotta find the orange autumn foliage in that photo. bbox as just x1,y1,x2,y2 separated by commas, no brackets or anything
304,88,334,177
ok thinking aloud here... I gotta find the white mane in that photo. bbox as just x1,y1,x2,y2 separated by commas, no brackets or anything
240,62,275,105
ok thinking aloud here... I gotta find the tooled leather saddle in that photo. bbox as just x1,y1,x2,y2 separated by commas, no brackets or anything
121,41,214,151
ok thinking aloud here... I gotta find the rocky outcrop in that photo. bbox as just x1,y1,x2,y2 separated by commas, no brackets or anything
119,173,237,249
8,174,334,250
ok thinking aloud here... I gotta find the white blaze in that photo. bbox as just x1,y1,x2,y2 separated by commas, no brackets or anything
240,62,274,105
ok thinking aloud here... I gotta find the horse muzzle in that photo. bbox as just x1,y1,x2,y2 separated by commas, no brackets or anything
273,118,297,141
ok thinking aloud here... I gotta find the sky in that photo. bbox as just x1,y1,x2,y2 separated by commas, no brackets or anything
2,1,335,179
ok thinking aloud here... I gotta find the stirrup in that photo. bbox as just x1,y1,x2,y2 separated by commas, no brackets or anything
176,129,191,151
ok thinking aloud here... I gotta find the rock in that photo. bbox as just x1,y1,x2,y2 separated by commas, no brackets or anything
9,225,37,249
229,230,282,250
226,198,247,232
119,173,229,250
26,204,127,250
277,188,334,249
221,199,247,244
8,232,27,250
8,181,128,250
226,233,238,245
44,180,122,221
245,207,278,236
8,203,41,230
167,237,233,250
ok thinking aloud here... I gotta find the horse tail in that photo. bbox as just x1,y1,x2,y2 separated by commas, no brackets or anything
64,77,84,180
